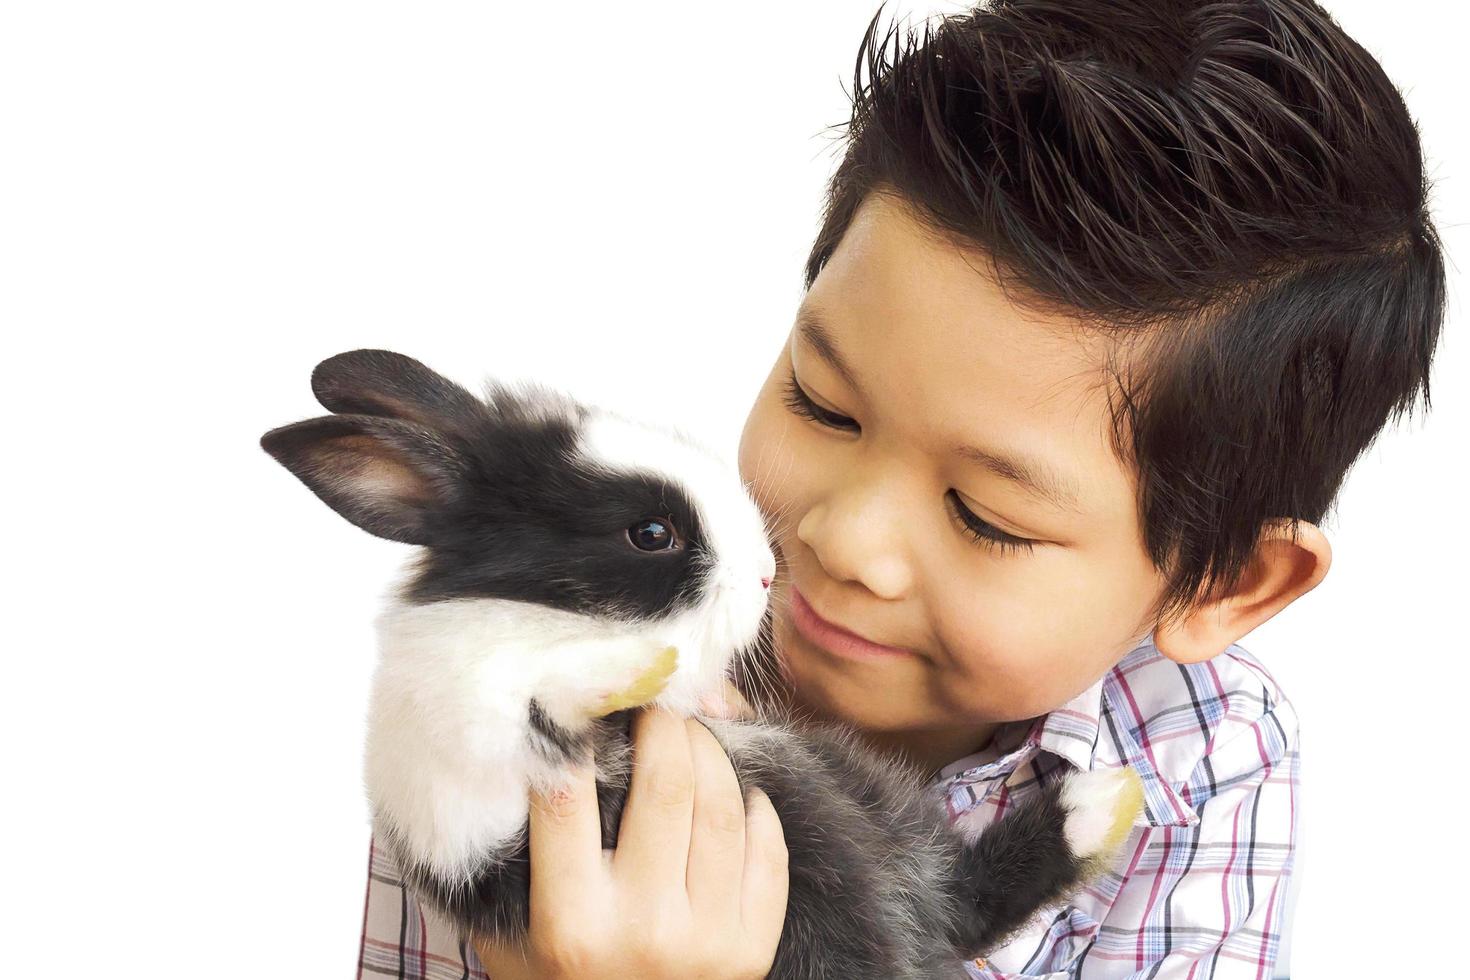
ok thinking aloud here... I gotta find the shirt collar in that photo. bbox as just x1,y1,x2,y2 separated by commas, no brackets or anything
932,637,1198,829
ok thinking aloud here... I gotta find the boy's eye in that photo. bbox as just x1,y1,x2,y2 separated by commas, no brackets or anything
946,492,1037,555
782,369,1037,557
782,372,859,432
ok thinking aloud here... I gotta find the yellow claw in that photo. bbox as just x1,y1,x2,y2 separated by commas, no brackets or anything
597,646,679,714
1103,767,1146,854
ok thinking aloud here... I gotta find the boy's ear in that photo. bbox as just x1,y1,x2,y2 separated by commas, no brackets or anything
1153,520,1332,665
260,413,465,546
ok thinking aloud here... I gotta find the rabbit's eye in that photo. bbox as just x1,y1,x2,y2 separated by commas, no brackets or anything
628,517,678,552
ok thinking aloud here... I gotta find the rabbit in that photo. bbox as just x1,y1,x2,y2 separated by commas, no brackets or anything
260,349,1144,979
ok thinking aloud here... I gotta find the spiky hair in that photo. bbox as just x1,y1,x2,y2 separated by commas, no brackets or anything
807,0,1445,620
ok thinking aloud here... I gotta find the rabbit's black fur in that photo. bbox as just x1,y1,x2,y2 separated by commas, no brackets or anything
262,349,1143,978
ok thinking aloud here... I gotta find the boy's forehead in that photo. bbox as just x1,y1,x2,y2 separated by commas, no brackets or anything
817,192,1101,357
803,192,1139,522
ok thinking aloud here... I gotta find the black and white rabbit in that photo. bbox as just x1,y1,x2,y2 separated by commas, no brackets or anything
261,349,1143,978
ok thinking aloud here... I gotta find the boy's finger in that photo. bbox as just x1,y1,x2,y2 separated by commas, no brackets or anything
684,717,747,916
698,677,757,719
611,707,695,891
526,759,602,910
740,786,789,949
470,931,534,980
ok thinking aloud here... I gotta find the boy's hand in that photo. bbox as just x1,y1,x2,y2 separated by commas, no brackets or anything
698,677,758,720
472,706,788,979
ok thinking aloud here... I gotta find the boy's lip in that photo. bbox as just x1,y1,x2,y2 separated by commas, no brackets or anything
789,584,917,661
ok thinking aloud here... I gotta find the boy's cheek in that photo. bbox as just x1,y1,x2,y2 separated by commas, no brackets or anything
936,601,1134,720
943,648,1090,722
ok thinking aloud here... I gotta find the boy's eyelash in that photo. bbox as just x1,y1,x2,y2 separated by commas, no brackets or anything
946,491,1037,554
782,374,859,431
781,370,1037,556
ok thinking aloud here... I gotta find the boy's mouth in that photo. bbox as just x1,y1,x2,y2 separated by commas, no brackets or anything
789,584,918,663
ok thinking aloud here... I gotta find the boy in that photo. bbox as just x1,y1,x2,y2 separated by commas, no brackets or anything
361,1,1444,976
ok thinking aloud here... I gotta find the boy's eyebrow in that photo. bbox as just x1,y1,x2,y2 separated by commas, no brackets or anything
796,306,869,399
795,305,1081,513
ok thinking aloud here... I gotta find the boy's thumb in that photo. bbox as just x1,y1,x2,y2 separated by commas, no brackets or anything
699,678,756,719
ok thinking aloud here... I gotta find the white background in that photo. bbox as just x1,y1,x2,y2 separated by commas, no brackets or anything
3,2,1464,976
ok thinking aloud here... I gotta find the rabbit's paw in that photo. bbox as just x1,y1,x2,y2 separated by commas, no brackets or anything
1059,767,1144,862
595,645,679,715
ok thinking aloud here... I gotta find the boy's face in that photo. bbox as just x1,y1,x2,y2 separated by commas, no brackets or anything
738,191,1168,738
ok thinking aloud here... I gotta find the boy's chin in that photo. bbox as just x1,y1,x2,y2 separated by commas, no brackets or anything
782,636,936,730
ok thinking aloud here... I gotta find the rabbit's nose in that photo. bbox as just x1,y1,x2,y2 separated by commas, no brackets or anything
760,577,772,589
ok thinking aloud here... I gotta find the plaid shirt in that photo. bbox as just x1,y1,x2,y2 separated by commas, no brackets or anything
356,639,1299,979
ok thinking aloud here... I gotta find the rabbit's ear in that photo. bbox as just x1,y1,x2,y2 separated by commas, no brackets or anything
310,349,483,434
260,413,463,545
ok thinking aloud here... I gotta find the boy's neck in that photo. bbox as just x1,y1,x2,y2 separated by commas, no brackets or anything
855,722,1000,782
763,680,1003,781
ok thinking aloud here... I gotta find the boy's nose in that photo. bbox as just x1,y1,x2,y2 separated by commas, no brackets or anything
760,576,772,589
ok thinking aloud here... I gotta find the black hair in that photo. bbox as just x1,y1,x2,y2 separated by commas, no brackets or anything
806,0,1446,621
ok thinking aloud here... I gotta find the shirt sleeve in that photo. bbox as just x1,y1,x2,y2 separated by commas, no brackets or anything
1075,702,1300,979
357,834,491,980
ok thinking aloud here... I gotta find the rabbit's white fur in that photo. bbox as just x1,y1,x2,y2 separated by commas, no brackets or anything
365,406,775,884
